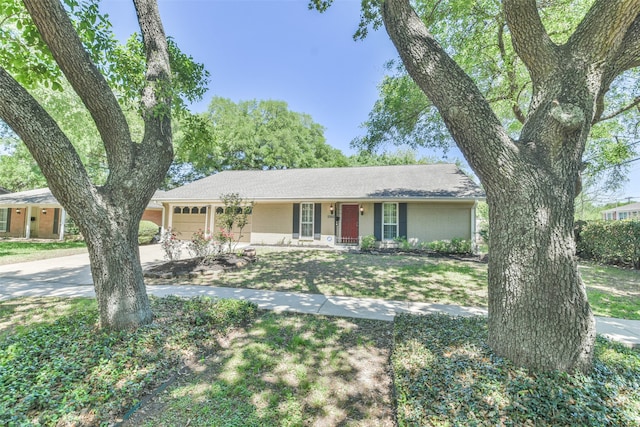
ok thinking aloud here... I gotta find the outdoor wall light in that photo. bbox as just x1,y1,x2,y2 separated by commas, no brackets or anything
42,208,47,215
329,204,334,215
16,208,21,214
360,204,364,215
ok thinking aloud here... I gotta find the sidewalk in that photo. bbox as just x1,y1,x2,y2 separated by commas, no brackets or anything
0,245,638,348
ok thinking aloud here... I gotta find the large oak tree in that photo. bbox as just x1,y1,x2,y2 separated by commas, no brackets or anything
381,0,640,372
0,0,177,329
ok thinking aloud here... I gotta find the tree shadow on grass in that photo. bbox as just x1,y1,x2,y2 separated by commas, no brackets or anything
197,250,489,307
393,313,640,426
125,311,396,426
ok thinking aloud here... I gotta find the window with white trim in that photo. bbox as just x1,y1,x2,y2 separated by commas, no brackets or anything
0,208,7,232
300,203,314,239
619,212,629,220
382,203,398,240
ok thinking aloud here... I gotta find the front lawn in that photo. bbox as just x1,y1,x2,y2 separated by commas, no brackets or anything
2,297,638,426
153,249,640,320
1,297,393,426
0,296,258,426
393,314,640,426
0,240,87,265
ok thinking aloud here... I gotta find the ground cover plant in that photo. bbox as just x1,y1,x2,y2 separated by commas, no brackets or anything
0,296,258,426
149,249,640,320
393,314,640,426
0,240,87,265
124,312,395,426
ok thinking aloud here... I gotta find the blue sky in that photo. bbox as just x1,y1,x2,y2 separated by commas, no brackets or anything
100,0,639,200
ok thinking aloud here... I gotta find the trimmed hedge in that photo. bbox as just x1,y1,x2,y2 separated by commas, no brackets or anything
577,220,640,269
138,220,160,245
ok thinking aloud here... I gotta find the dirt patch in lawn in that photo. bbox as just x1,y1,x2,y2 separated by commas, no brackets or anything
123,312,396,426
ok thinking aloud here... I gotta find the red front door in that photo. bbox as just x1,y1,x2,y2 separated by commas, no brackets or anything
341,205,359,244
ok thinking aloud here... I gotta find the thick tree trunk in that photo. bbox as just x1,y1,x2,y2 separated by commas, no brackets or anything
81,208,152,329
486,169,596,372
379,0,613,372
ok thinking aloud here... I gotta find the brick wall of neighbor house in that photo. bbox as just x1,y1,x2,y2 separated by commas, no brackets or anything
37,209,58,239
142,209,162,226
407,202,473,243
0,208,26,238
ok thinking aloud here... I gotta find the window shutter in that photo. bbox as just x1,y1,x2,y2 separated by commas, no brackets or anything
53,208,60,235
374,203,382,241
314,203,321,240
6,208,11,232
399,203,407,239
292,203,300,239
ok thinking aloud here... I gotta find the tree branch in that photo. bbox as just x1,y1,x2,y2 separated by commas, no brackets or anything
22,0,133,179
597,96,640,123
0,67,95,212
130,0,173,199
381,0,516,185
502,0,558,83
608,13,640,79
568,0,640,66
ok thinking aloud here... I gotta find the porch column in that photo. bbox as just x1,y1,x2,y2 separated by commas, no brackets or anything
208,205,215,237
471,201,477,253
58,209,66,241
167,204,174,232
160,205,166,234
204,205,209,236
25,206,32,238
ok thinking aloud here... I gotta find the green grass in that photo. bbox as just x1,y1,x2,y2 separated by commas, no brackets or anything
3,297,639,426
130,312,394,426
174,250,489,308
0,240,87,265
159,249,640,320
0,296,258,426
393,314,640,426
580,262,640,320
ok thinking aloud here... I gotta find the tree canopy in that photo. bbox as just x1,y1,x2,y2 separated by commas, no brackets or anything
351,0,639,191
174,97,348,179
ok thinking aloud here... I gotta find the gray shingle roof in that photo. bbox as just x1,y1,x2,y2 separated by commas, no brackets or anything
601,202,640,213
0,188,58,205
156,164,485,202
0,188,166,208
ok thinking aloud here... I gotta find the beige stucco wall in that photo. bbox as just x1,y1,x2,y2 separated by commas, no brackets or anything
251,202,335,246
407,202,473,242
164,200,475,246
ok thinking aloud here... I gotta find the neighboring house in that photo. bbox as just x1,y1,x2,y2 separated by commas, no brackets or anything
154,164,485,248
601,202,640,220
0,188,165,240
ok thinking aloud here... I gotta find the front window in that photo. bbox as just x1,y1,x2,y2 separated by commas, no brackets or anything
0,208,7,232
619,212,629,220
382,203,398,240
300,203,314,239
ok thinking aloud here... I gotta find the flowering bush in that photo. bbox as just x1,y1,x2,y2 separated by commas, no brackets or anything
215,193,253,253
215,228,236,254
187,229,220,259
159,228,182,261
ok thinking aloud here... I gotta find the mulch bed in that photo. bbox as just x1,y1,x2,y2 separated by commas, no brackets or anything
143,254,255,279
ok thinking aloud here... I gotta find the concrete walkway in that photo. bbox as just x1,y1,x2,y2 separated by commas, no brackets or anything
0,245,638,348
